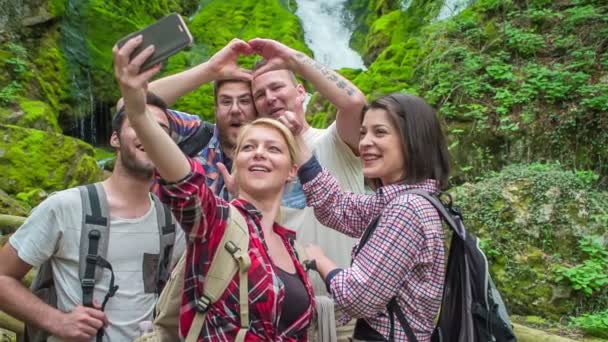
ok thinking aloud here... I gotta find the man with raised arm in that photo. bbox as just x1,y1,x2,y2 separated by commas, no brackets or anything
247,38,367,293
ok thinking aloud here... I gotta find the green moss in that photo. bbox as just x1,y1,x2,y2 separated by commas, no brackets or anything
0,124,103,195
15,188,48,208
15,99,61,133
48,0,67,17
31,28,70,117
94,147,115,161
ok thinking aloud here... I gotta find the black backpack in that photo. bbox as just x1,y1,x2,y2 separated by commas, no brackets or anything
356,190,516,342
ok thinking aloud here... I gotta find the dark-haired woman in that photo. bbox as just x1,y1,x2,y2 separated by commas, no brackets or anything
297,93,450,341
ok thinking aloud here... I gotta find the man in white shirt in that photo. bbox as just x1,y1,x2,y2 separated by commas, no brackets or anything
0,94,185,342
248,38,367,294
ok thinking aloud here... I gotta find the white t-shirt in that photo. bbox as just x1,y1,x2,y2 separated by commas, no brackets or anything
280,123,364,293
9,188,185,342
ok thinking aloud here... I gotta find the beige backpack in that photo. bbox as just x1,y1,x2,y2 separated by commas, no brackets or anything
135,204,309,342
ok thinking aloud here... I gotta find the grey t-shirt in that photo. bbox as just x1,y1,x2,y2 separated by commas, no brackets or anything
10,187,185,341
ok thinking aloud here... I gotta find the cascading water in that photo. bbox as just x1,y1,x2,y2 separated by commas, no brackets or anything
436,0,473,21
62,0,98,145
294,0,366,70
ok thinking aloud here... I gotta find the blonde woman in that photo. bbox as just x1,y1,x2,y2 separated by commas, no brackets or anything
113,37,314,341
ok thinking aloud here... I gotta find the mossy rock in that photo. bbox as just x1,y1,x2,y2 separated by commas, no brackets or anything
0,189,29,217
31,27,71,118
0,124,103,196
0,99,60,133
450,163,608,320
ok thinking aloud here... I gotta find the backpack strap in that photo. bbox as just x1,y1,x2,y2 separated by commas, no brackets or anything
388,297,418,342
291,238,309,268
151,193,176,294
78,183,111,307
383,189,467,342
403,189,466,239
186,204,251,342
78,183,119,342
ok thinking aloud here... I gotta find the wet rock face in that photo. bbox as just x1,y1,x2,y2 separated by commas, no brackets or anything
450,164,607,319
0,0,55,40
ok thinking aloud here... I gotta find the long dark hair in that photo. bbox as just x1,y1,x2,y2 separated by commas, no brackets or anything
364,93,450,189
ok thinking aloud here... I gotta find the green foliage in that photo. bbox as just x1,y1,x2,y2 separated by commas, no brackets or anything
504,24,546,56
0,43,30,106
0,83,22,106
450,163,608,319
570,310,608,338
555,236,608,296
31,29,71,117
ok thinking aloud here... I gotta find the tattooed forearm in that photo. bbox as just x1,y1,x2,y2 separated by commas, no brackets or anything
294,52,353,96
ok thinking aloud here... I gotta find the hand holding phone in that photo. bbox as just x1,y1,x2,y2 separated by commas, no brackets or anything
116,13,193,72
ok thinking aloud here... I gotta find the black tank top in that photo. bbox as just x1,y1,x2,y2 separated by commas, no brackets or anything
277,267,310,332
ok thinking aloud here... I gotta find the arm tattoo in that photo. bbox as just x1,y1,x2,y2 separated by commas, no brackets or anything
297,54,354,97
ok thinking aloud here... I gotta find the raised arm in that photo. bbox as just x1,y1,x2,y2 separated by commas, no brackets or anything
113,36,189,181
113,36,223,239
298,156,383,238
148,38,253,106
249,38,367,152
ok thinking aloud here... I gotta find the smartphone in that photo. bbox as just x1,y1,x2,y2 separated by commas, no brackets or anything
116,13,193,71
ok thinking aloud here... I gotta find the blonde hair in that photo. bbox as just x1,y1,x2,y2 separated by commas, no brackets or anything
233,118,301,167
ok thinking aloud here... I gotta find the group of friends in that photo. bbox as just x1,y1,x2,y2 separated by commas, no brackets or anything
0,36,450,342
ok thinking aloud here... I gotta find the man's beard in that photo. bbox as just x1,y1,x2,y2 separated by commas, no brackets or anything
118,143,154,180
218,128,236,153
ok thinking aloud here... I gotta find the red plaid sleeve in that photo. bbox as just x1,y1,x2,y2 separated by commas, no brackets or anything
158,158,227,241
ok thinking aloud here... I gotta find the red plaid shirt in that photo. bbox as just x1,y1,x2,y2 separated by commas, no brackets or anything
301,168,445,342
158,159,315,341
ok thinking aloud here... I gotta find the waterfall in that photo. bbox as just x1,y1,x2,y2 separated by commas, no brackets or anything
62,0,102,145
401,0,413,11
294,0,366,70
436,0,473,21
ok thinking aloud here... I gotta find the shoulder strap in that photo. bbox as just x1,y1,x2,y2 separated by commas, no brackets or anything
291,239,309,269
78,183,110,307
186,204,251,342
403,189,466,239
78,183,118,342
354,215,381,257
151,193,176,294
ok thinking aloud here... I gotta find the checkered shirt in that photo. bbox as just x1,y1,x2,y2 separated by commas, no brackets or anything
301,164,445,342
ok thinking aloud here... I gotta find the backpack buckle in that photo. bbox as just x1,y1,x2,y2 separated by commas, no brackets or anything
81,278,95,289
225,241,240,255
195,295,212,313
